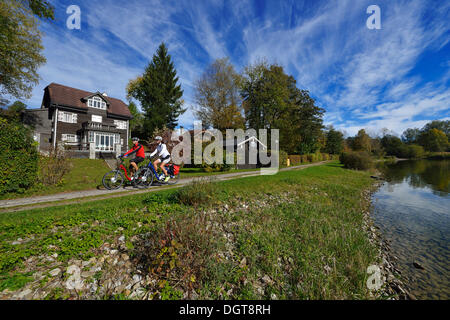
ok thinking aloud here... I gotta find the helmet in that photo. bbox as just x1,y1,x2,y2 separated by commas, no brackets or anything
155,136,162,141
132,137,139,141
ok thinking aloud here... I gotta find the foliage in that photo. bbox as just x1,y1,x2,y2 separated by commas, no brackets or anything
172,177,219,207
127,101,144,138
421,120,449,139
324,126,344,154
38,148,71,186
194,58,245,131
0,0,46,104
21,0,55,20
126,42,185,138
0,118,38,194
340,151,373,170
417,128,448,152
348,129,372,153
240,61,324,154
401,128,420,144
0,101,27,121
380,134,404,157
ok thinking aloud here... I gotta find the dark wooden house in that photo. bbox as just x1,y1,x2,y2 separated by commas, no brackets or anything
24,83,132,159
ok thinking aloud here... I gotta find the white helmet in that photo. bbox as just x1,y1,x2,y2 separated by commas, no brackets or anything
155,136,162,141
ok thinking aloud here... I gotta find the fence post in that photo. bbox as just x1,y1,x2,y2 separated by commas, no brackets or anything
89,142,95,159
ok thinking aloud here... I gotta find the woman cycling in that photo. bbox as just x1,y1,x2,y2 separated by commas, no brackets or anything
150,136,171,182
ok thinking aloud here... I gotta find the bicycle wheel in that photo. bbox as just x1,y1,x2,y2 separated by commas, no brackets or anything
166,172,180,185
133,167,154,189
102,170,124,190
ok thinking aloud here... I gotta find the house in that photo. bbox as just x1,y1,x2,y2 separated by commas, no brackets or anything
23,83,132,159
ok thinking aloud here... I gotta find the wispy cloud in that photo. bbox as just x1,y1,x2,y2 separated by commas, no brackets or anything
21,0,450,133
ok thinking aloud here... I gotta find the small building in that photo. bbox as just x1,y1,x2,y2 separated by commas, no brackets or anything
23,83,132,159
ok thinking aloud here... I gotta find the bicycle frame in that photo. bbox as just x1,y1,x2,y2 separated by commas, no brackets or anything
117,159,133,181
145,160,163,180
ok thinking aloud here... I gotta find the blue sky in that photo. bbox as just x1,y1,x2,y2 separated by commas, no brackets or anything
23,0,450,136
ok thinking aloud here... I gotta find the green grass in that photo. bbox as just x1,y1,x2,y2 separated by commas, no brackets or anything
0,158,260,201
0,158,110,200
0,162,380,299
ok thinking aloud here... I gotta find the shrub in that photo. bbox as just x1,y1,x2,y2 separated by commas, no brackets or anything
340,151,374,170
0,118,38,194
38,147,72,186
301,155,309,163
202,150,235,172
405,145,425,159
173,178,219,207
288,155,301,166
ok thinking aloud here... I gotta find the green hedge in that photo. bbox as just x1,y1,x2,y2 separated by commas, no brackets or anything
339,151,373,170
0,118,38,194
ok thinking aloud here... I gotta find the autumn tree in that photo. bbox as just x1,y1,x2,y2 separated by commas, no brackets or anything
324,126,344,154
240,61,324,154
194,58,245,131
418,128,449,152
0,0,54,105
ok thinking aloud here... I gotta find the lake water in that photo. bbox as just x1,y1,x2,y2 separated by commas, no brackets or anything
372,159,449,299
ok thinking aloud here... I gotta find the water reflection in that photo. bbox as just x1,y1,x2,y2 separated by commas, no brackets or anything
372,160,450,299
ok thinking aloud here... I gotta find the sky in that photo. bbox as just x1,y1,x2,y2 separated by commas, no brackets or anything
21,0,450,136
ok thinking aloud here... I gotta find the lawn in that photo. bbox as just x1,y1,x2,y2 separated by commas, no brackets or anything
0,158,260,201
0,162,381,300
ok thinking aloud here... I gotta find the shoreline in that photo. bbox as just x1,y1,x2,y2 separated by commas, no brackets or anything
363,175,412,300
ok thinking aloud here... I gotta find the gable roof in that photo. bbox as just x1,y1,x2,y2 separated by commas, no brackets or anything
45,83,132,118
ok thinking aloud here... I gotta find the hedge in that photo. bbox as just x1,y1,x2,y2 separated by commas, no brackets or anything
0,118,38,194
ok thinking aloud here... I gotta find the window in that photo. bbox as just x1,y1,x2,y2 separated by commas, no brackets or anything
88,131,94,143
114,120,127,130
92,115,102,123
88,96,106,110
93,132,116,151
61,134,78,143
58,111,77,123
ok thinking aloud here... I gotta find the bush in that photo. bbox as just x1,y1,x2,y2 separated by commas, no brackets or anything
301,155,309,163
405,145,425,159
288,155,301,166
173,178,219,207
340,151,374,170
0,118,38,194
202,150,235,172
38,147,72,186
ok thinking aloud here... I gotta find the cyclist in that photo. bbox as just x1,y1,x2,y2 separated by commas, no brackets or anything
150,136,171,182
120,137,145,179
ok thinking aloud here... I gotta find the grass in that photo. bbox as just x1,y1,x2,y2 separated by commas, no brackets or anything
0,158,260,201
0,162,380,299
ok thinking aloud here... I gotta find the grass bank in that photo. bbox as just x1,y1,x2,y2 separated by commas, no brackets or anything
0,162,380,300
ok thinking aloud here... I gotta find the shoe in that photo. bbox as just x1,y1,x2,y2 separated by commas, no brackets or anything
164,176,170,182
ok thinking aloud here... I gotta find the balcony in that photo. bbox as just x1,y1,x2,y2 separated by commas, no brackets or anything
82,121,118,132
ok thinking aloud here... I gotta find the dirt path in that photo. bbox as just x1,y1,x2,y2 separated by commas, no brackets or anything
0,161,330,213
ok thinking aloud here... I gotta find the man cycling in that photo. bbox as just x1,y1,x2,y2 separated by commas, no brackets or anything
121,137,145,179
150,136,171,182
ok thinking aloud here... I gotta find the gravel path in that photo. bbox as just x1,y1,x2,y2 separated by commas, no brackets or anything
0,161,330,213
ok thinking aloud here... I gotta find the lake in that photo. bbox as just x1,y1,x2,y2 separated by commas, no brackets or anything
372,159,449,299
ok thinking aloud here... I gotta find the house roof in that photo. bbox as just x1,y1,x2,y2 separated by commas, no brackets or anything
45,83,132,118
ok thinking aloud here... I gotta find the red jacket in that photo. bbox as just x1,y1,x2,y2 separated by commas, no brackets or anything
124,143,145,158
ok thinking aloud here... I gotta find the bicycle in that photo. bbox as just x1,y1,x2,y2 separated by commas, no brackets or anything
102,157,140,190
133,157,180,189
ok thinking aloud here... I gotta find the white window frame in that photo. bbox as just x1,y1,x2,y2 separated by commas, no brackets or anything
88,96,107,110
61,134,79,143
114,120,127,130
93,132,116,151
91,115,102,123
58,111,77,123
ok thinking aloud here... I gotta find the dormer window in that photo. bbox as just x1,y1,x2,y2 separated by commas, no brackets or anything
88,96,106,110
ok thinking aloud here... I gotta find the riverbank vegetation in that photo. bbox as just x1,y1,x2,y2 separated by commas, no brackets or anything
0,163,383,300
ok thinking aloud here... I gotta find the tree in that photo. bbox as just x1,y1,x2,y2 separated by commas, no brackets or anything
402,128,420,144
240,61,324,154
194,58,244,131
351,129,372,153
418,128,449,152
421,120,450,139
127,43,185,138
127,101,144,138
324,126,344,154
381,134,403,156
0,100,26,121
0,0,53,105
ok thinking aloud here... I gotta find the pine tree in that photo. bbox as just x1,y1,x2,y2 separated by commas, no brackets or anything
127,43,185,138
